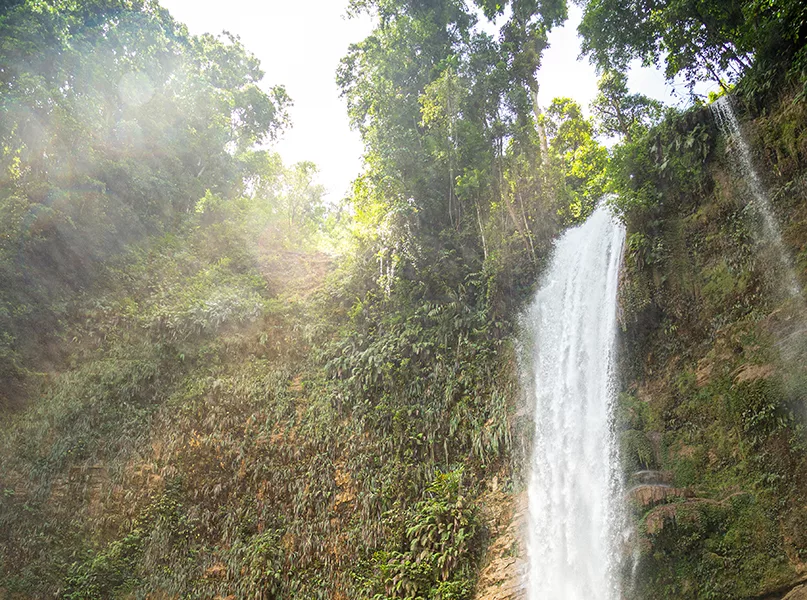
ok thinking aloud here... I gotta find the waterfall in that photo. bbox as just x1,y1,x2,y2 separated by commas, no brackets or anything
711,96,801,297
526,204,626,600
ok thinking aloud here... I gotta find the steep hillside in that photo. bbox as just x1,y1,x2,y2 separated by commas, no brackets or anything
0,1,560,597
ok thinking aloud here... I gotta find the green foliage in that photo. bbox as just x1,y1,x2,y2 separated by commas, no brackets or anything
729,378,792,446
0,0,291,404
621,429,656,472
281,161,326,230
615,92,807,599
0,65,521,600
578,0,807,96
224,529,286,598
608,107,715,229
591,70,663,142
361,469,481,600
0,143,335,596
64,481,194,599
337,0,571,313
636,494,793,599
541,97,609,222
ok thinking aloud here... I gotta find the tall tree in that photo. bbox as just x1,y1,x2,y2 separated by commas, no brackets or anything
591,71,663,142
339,0,570,306
282,161,325,228
542,97,608,222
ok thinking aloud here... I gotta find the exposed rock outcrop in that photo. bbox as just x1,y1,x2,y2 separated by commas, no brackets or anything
628,484,690,508
474,491,528,600
783,583,807,600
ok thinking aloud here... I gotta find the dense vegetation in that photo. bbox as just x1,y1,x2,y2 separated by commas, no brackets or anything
0,0,291,406
0,0,572,596
2,0,807,598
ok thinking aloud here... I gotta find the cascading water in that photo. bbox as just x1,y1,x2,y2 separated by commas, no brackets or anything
526,204,626,600
711,96,801,297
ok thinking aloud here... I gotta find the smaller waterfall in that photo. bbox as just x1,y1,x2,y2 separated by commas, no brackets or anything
711,96,801,297
526,204,626,600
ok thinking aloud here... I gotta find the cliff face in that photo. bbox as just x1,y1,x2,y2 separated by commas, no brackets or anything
614,90,807,599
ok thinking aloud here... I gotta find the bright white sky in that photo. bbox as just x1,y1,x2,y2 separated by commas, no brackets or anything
160,0,719,200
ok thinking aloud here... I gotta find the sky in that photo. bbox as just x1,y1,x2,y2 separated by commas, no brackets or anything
160,0,719,201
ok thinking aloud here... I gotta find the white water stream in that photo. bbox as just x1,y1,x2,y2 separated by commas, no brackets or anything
711,96,801,297
526,204,626,600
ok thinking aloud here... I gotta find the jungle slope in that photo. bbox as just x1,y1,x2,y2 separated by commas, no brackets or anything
0,1,565,598
0,183,529,599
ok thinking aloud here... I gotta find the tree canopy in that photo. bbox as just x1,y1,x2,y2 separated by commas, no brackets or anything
337,0,575,314
578,0,807,94
591,70,663,141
